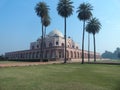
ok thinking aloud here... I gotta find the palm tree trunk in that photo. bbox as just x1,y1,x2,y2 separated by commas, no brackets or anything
82,20,85,64
44,27,46,38
88,33,90,62
64,17,67,63
41,18,44,61
93,34,96,62
44,27,46,47
43,27,46,45
43,27,46,58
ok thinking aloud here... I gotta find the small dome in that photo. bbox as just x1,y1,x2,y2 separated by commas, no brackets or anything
48,29,64,37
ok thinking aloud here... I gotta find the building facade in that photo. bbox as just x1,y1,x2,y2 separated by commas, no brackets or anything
5,29,100,61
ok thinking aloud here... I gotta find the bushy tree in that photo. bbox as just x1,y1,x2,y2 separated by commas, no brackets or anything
102,47,120,59
118,52,120,59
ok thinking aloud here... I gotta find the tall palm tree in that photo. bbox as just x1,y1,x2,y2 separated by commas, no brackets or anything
57,0,74,63
86,17,101,62
35,2,49,61
77,2,93,64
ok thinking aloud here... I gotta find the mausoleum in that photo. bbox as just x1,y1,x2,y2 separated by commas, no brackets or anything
5,29,100,61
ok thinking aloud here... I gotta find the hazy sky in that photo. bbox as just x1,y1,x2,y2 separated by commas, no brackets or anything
0,0,120,55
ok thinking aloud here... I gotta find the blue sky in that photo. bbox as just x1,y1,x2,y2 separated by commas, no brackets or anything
0,0,120,55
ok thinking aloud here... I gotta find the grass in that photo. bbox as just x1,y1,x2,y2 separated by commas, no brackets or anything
0,61,20,64
0,63,120,90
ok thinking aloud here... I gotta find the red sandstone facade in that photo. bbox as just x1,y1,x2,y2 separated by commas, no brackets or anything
5,30,100,61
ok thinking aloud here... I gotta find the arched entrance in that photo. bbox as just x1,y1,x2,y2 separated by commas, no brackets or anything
66,50,69,58
71,51,73,58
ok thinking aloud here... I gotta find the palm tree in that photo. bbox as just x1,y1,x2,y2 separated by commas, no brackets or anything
57,0,74,63
86,17,101,62
35,2,49,61
77,2,93,64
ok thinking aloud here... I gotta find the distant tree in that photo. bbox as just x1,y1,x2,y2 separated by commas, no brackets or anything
102,48,120,59
118,52,120,59
114,47,120,59
102,51,113,59
35,2,50,61
86,17,101,62
0,55,5,60
77,3,93,64
57,0,74,63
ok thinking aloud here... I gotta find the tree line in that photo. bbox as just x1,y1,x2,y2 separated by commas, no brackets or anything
102,47,120,59
0,55,7,61
35,0,101,64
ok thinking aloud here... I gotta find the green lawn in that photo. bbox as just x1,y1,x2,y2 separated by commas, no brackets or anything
0,61,19,64
0,63,120,90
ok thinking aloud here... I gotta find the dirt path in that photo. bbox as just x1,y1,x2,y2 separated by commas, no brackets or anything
0,61,63,68
1,59,118,68
0,59,83,68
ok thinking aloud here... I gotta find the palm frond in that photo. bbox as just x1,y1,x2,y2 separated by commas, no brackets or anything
86,17,101,35
57,0,74,18
35,2,50,18
43,15,51,27
77,2,93,21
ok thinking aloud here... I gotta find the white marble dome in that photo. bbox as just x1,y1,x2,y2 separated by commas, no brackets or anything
48,29,64,37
